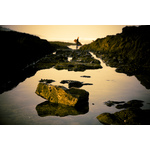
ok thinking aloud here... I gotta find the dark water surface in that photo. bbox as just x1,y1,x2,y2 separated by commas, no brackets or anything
0,52,150,125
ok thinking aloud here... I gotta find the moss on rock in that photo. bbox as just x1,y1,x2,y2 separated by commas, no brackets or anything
35,82,89,107
97,99,150,125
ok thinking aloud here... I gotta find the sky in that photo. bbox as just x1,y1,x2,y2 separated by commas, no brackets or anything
2,25,127,43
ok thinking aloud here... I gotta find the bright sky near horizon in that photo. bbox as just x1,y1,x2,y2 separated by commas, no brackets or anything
3,25,127,43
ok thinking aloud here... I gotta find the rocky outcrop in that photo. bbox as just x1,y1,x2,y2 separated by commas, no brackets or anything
0,28,55,94
80,25,150,88
35,49,102,71
35,83,89,107
97,108,150,125
97,100,150,125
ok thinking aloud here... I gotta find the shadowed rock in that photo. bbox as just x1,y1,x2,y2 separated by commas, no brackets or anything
39,79,55,84
97,108,150,125
80,75,91,78
60,80,83,88
116,100,144,109
60,80,93,88
104,100,125,107
97,99,149,125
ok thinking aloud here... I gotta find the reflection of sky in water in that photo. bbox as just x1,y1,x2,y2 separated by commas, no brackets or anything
0,54,150,125
68,45,82,50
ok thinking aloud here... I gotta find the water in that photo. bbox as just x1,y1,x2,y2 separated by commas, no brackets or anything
0,52,150,125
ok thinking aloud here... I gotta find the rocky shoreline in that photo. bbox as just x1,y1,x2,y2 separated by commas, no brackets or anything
80,26,150,89
97,100,150,125
35,49,102,71
0,28,55,94
1,26,150,125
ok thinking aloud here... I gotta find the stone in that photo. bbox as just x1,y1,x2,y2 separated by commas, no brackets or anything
60,80,93,88
97,108,150,125
80,75,91,78
35,82,89,107
60,80,83,88
97,99,150,125
115,100,144,109
104,100,125,107
39,79,55,84
68,81,83,88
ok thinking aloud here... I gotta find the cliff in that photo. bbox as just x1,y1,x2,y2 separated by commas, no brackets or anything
0,28,56,93
80,25,150,88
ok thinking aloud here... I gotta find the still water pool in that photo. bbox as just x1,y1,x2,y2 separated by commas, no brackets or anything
0,53,150,125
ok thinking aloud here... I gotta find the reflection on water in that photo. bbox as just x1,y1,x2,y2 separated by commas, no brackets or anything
0,52,150,124
36,101,89,117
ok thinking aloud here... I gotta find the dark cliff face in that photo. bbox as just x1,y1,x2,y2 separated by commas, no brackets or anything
0,29,56,93
0,30,55,70
80,25,150,88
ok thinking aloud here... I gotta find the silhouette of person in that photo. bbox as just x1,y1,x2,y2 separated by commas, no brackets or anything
76,37,79,49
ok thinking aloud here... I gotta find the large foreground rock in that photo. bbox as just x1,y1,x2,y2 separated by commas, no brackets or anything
35,83,89,107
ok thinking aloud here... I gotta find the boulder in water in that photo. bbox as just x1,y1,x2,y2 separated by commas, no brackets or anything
35,82,89,107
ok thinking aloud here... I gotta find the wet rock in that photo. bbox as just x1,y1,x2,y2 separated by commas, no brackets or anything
60,80,83,88
35,82,89,107
53,49,102,71
97,108,150,125
80,26,150,89
115,100,144,109
104,100,125,107
54,62,102,71
69,81,83,88
60,80,70,84
98,99,149,125
36,101,89,117
60,80,93,88
39,79,55,84
81,75,91,78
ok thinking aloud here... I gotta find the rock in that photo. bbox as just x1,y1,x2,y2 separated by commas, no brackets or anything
115,100,144,109
54,62,102,71
60,80,83,88
80,26,150,89
81,75,91,78
98,99,149,125
39,79,55,84
36,101,89,117
97,108,150,125
126,100,144,107
68,81,83,88
52,49,102,71
104,100,125,107
60,80,93,88
35,82,89,107
97,113,117,125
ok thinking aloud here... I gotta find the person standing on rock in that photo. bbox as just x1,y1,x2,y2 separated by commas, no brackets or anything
76,37,79,49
